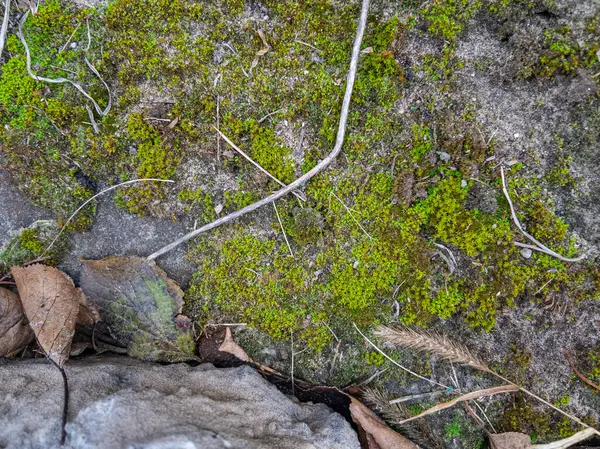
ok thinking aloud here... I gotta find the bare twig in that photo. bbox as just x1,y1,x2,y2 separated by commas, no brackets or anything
295,40,321,52
273,201,294,257
0,0,10,60
331,192,374,241
23,105,65,135
533,428,597,449
18,12,111,117
473,400,496,433
397,385,517,425
389,390,446,405
85,104,99,134
216,96,220,163
353,323,451,389
357,368,388,386
58,22,81,53
381,325,600,435
258,108,284,124
85,17,90,51
148,0,370,260
214,127,306,202
37,178,174,260
500,167,585,262
564,352,600,392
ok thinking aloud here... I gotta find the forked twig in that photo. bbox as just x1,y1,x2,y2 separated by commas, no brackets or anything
148,0,371,260
500,167,585,262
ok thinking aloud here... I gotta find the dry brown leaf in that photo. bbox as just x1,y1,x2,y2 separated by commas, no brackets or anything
218,327,251,362
0,287,34,356
489,433,532,449
349,396,420,449
76,293,100,326
249,29,271,73
12,264,81,365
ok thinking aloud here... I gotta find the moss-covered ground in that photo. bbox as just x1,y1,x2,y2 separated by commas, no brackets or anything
1,0,599,444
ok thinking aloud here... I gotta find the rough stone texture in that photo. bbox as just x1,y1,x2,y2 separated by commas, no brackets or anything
60,194,196,287
0,169,52,248
0,356,360,449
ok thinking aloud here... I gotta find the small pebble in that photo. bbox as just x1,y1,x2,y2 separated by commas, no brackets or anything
520,248,533,259
436,151,451,162
461,179,467,188
214,204,223,215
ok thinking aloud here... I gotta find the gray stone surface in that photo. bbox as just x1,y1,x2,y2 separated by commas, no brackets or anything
0,170,52,247
0,356,360,449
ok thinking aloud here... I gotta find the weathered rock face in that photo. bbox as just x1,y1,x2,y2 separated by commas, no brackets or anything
0,357,360,449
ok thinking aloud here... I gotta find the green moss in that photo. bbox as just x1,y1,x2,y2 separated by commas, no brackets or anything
19,229,44,254
364,351,386,366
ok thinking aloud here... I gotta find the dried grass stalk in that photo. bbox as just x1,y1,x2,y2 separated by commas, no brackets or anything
374,325,491,373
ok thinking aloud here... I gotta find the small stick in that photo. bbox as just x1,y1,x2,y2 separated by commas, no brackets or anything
273,202,294,257
331,192,373,241
564,352,600,392
216,96,220,163
85,105,99,134
356,368,388,386
353,323,451,389
85,17,91,51
59,22,81,53
37,178,174,260
47,358,69,446
295,40,321,52
500,167,585,262
291,330,295,396
473,400,496,433
258,108,284,124
206,323,247,327
145,117,171,122
48,65,78,75
215,127,305,202
397,385,517,425
388,390,445,405
147,0,370,261
0,0,10,60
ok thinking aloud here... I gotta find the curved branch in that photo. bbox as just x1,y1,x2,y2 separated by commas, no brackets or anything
147,0,371,261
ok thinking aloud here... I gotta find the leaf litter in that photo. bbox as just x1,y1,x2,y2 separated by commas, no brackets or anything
0,286,34,357
79,256,196,362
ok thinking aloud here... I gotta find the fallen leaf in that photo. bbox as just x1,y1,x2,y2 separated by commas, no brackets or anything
218,327,251,362
76,294,100,326
0,287,34,356
80,256,196,362
249,29,271,73
489,433,532,449
349,396,420,449
12,264,81,365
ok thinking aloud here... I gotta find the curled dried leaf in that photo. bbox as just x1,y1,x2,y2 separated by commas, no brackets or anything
218,327,251,362
12,264,81,366
0,287,34,356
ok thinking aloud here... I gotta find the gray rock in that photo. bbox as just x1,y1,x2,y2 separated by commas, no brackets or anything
0,357,360,449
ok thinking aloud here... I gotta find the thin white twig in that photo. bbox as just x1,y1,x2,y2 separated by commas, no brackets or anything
85,17,91,51
148,0,370,261
500,167,585,262
258,108,284,124
85,104,99,134
216,96,220,163
357,368,388,386
0,0,10,60
388,390,445,405
273,201,294,257
59,22,80,53
291,330,295,396
321,321,340,343
473,400,496,433
352,323,451,389
206,323,247,327
214,126,305,202
18,12,111,117
38,178,174,260
331,192,374,241
295,40,321,52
